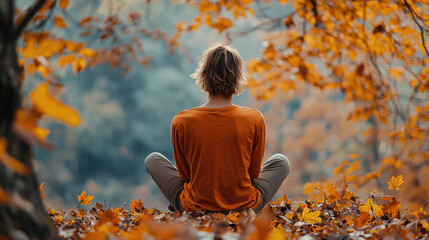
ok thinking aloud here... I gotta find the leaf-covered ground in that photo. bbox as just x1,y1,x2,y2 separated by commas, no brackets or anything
50,185,429,240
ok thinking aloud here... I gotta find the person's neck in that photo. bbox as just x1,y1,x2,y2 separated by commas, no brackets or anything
200,94,233,108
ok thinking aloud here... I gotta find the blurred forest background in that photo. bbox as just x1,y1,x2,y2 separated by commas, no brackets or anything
27,0,269,211
11,0,428,212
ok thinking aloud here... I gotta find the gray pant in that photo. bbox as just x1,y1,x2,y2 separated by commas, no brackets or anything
145,152,290,213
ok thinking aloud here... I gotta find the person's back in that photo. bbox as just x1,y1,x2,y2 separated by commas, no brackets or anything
144,42,290,213
172,105,265,211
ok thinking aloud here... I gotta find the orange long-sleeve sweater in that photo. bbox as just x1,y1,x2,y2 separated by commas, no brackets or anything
171,105,265,212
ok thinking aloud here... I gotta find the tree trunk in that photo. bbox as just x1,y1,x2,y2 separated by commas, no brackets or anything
0,1,60,239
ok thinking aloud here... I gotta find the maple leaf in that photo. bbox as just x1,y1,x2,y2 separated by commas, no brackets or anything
130,198,144,212
359,198,383,217
299,207,322,223
388,174,404,190
78,190,93,205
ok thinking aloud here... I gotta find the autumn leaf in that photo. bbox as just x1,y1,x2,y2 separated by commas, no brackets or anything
13,108,54,149
130,199,144,212
79,48,96,57
22,37,64,58
78,190,93,205
39,183,45,199
302,182,314,195
59,0,69,9
72,57,86,73
79,16,93,25
54,214,64,224
226,212,240,223
29,82,81,126
0,138,30,175
248,208,271,240
359,198,383,217
58,54,77,67
422,222,429,231
388,174,404,190
299,207,322,223
0,188,10,205
53,15,67,28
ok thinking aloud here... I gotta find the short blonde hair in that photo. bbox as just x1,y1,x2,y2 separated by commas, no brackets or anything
191,42,246,97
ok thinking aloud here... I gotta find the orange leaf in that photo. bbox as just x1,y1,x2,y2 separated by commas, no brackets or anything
0,188,11,205
0,153,30,175
36,65,50,77
353,212,371,228
58,54,77,67
248,208,271,240
27,63,36,74
13,108,54,149
53,15,67,28
39,183,45,199
0,138,29,174
130,199,144,212
79,16,93,25
59,0,69,9
78,190,93,205
29,82,81,126
78,48,96,57
72,58,86,73
388,174,404,190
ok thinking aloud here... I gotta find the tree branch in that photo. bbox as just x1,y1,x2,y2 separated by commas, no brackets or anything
13,0,48,40
403,0,429,57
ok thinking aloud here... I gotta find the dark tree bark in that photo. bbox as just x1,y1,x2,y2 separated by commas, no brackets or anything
0,0,60,239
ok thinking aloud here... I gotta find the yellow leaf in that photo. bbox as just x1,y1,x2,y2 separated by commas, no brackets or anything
299,207,322,223
79,48,96,57
388,174,404,190
78,190,93,205
58,54,77,67
72,58,86,73
36,65,50,77
22,37,64,58
59,0,69,9
359,198,383,217
422,222,429,231
13,108,53,149
268,225,286,240
349,153,359,159
411,207,428,218
279,0,288,4
29,82,81,126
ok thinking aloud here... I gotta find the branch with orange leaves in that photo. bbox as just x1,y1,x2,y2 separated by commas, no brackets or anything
13,0,48,39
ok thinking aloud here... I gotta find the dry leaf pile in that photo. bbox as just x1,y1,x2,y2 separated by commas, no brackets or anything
50,186,428,240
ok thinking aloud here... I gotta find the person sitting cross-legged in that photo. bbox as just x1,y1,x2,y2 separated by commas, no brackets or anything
145,42,290,213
